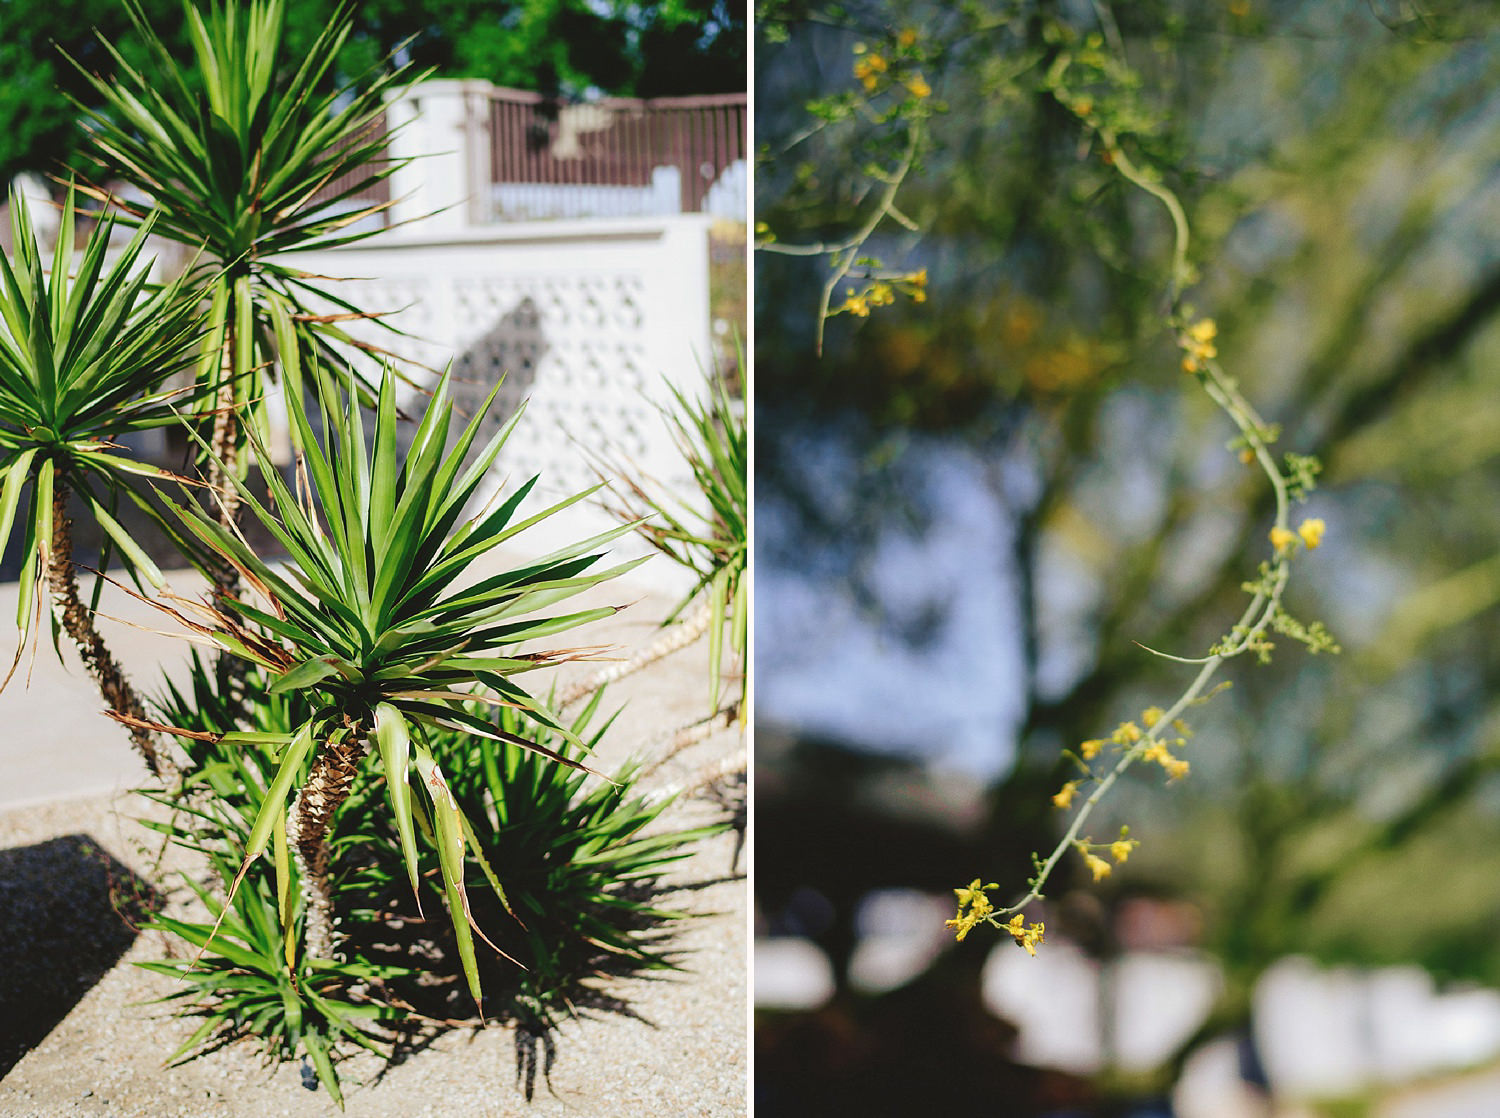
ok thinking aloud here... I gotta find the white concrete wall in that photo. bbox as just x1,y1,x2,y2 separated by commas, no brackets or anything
275,214,716,597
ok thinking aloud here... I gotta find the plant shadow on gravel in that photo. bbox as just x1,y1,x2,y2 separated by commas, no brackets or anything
349,823,744,1101
0,834,161,1074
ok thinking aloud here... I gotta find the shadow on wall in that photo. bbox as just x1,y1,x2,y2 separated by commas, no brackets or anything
0,834,160,1074
446,294,548,460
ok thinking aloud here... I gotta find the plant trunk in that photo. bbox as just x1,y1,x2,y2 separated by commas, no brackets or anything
205,321,243,598
205,309,251,719
46,479,171,780
559,599,714,709
290,732,367,960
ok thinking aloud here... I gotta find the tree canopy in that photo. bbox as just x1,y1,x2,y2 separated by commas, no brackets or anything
0,0,746,183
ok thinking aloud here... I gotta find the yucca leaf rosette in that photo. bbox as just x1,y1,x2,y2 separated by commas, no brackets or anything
0,187,205,775
155,360,643,1009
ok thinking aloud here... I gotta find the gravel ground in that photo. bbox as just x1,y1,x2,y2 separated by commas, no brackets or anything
0,565,747,1117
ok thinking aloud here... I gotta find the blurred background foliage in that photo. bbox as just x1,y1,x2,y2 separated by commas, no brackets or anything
0,0,746,184
756,0,1500,1113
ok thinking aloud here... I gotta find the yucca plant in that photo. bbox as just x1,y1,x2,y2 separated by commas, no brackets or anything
339,689,720,1099
141,652,411,1108
367,690,718,1010
148,353,643,1009
145,655,712,1103
67,0,422,553
0,187,206,778
600,367,748,716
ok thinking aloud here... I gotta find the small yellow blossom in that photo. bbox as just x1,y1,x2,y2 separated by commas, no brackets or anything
946,878,995,942
1085,851,1112,881
953,878,989,907
1111,839,1137,863
839,288,871,318
1269,525,1297,553
1298,518,1325,549
1142,741,1170,767
1180,317,1218,373
897,27,918,47
1165,757,1190,781
1004,913,1045,956
1239,448,1256,465
1142,706,1165,728
1112,721,1142,745
854,52,888,92
905,73,932,99
1073,96,1093,117
1079,737,1104,760
1052,780,1080,809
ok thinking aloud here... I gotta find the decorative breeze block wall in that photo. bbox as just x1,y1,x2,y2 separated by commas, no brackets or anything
275,215,715,594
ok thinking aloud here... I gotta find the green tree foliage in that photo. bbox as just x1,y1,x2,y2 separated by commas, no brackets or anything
0,0,746,183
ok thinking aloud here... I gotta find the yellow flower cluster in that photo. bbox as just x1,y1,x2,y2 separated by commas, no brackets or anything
946,880,1044,954
945,878,996,942
1270,518,1327,554
1003,913,1046,956
1076,833,1140,883
836,270,928,319
905,73,932,99
1052,780,1080,809
1142,739,1190,781
853,51,888,92
1180,318,1218,373
837,283,893,318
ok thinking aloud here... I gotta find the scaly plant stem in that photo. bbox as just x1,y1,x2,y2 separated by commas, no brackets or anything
46,477,173,780
559,600,714,709
205,286,252,719
206,305,243,596
636,699,742,784
290,730,367,960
